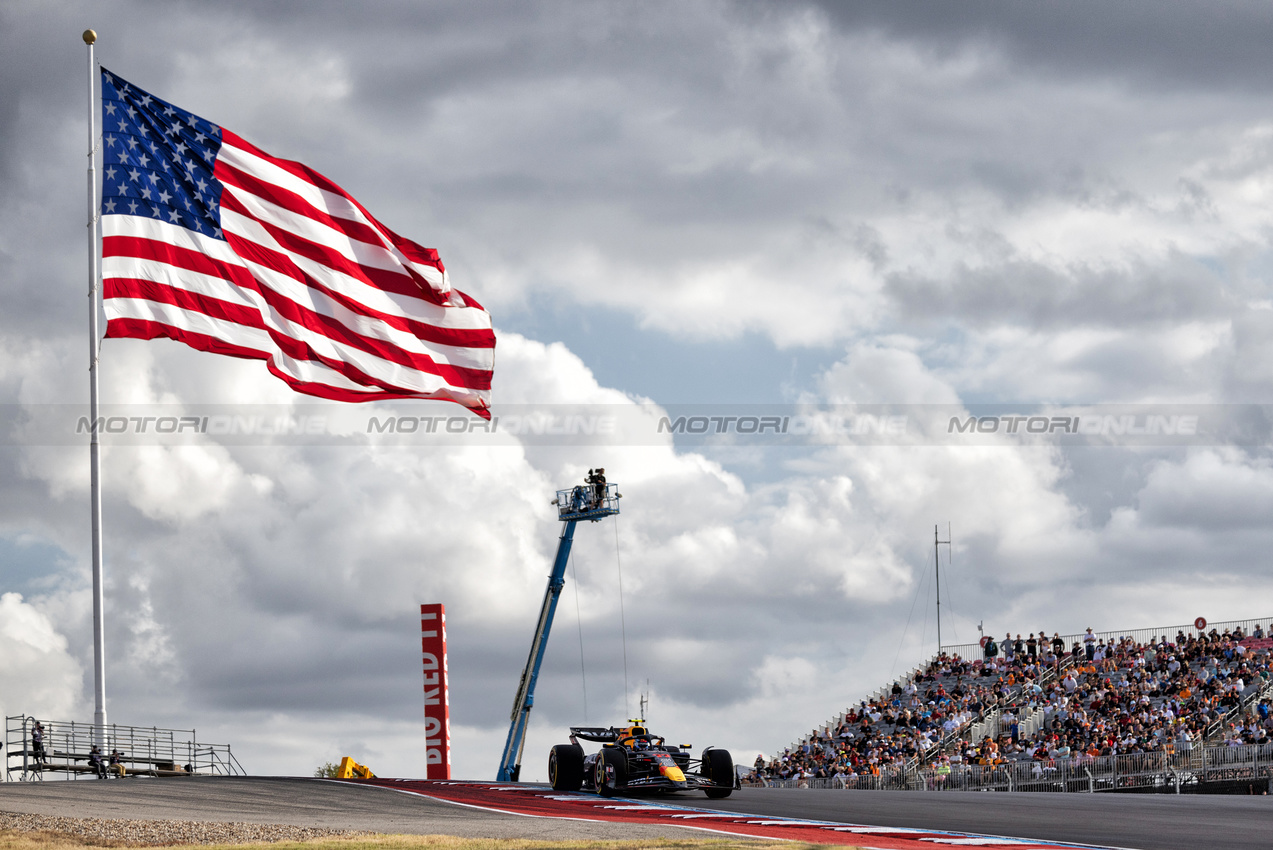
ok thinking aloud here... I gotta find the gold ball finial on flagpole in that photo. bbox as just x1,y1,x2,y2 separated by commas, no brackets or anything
83,29,97,45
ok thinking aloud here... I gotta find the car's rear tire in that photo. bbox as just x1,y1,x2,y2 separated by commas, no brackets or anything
549,744,584,791
702,748,734,798
595,747,627,797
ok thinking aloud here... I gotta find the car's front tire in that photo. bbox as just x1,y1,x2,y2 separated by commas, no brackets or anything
702,748,734,798
595,747,627,797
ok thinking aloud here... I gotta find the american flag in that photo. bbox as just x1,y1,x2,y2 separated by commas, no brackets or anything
98,68,495,417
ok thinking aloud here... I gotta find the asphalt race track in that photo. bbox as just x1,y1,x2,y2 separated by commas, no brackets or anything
0,776,1269,850
700,786,1273,849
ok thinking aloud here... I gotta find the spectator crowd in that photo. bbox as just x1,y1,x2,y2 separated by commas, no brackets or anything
749,624,1273,785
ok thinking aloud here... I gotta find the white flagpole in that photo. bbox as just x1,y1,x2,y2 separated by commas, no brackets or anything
83,28,108,746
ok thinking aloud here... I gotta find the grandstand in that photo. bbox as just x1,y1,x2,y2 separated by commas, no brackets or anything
750,616,1273,793
5,716,245,780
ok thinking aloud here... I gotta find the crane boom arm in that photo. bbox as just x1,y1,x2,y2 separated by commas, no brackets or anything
496,520,578,781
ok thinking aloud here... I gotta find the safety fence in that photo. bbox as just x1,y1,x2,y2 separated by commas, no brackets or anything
744,742,1273,793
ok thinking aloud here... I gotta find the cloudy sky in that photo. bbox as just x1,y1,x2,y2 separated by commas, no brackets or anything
4,0,1273,781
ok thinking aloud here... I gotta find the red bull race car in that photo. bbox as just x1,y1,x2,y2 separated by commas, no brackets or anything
548,723,735,798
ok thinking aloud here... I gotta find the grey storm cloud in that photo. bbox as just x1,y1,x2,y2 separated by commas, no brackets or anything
812,0,1273,92
886,254,1229,330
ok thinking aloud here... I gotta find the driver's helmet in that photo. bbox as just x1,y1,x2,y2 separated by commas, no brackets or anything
633,738,649,750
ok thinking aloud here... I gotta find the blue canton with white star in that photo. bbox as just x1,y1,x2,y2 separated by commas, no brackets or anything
100,68,225,240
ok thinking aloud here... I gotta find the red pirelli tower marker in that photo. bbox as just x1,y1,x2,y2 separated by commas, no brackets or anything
421,604,451,779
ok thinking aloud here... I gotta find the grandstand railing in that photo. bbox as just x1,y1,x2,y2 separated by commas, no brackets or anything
942,615,1273,664
963,708,1003,744
1204,675,1273,743
1010,652,1079,740
1017,703,1048,740
920,651,1076,768
745,742,1273,793
5,715,246,781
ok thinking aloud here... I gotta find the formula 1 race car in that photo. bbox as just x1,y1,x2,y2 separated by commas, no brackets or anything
548,723,735,798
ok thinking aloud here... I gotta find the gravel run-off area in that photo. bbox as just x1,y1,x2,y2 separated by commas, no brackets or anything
0,811,367,845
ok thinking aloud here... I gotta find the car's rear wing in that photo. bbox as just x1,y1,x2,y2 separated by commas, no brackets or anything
569,726,620,742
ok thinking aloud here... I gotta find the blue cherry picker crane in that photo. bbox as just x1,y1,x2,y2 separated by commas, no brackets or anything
496,470,620,781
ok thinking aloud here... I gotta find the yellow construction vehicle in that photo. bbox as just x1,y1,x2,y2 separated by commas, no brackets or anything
335,756,375,779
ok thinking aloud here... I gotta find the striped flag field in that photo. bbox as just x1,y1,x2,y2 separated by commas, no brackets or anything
98,69,495,417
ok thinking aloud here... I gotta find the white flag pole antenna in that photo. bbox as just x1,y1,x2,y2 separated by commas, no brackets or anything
83,28,108,746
